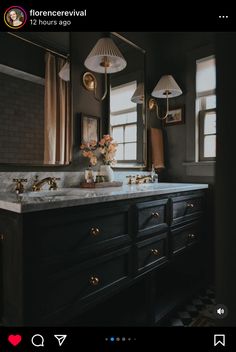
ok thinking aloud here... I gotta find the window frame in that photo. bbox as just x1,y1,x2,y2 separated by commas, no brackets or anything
196,55,216,162
199,109,216,161
109,72,145,167
111,121,137,162
183,44,216,177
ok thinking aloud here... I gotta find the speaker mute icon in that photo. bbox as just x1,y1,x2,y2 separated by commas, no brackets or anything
54,335,67,346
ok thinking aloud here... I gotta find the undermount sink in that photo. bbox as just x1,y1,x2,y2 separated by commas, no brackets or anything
19,188,92,199
20,189,69,198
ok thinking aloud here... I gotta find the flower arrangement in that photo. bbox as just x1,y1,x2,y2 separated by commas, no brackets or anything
80,135,118,166
98,135,118,165
80,140,97,166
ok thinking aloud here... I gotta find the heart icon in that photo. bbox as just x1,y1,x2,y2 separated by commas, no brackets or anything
8,334,22,346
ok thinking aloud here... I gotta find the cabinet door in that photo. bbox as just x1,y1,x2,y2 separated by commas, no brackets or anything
136,232,168,273
40,247,131,325
171,193,204,226
171,221,201,255
135,198,169,237
29,203,130,267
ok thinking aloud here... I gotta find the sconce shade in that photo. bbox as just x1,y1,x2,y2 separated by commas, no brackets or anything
58,62,70,81
84,38,127,74
131,82,144,104
151,75,182,98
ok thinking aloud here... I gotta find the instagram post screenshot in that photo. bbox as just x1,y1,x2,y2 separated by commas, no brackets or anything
0,2,236,350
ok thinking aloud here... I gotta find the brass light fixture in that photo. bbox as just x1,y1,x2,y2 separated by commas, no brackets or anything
149,75,182,119
131,82,144,104
58,58,70,82
83,37,127,101
83,72,97,91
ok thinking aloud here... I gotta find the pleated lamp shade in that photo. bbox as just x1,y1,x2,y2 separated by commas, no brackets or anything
131,83,144,104
58,62,70,81
84,38,127,74
151,75,182,98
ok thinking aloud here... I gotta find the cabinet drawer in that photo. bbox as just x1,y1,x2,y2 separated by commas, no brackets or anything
171,221,201,255
171,193,204,226
135,199,168,237
40,206,129,262
42,247,130,321
137,232,168,272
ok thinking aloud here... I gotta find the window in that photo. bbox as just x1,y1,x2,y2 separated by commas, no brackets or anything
196,56,216,161
110,81,137,163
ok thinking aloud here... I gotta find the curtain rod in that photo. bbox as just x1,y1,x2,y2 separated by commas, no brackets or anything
7,32,68,59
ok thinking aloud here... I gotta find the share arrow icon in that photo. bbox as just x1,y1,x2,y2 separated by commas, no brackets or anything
54,335,67,346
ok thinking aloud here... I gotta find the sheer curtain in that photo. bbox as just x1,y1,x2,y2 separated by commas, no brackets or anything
44,52,71,165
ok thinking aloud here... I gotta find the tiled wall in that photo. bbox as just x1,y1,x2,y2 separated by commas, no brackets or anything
0,72,44,164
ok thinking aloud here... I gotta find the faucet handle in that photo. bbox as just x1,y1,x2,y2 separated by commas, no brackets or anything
13,178,27,182
49,177,61,190
13,178,27,194
126,175,135,184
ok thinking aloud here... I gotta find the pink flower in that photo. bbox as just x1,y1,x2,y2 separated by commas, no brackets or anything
90,156,97,166
98,134,118,165
80,140,98,166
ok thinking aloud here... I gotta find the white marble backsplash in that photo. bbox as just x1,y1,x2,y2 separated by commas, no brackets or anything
0,170,149,192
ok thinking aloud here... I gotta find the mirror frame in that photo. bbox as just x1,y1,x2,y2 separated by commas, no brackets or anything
109,32,147,170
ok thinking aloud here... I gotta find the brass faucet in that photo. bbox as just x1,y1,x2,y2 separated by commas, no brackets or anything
32,176,60,192
126,175,152,185
13,178,27,194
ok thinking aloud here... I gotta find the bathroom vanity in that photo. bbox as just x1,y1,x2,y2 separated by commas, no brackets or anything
0,183,208,326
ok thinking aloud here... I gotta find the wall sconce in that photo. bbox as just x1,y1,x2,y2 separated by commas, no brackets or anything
131,82,144,104
148,75,182,119
83,37,127,101
58,61,70,82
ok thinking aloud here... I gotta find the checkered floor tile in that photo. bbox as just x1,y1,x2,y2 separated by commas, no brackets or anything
166,287,216,327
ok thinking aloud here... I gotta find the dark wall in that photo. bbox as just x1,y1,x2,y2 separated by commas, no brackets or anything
215,33,236,326
71,32,108,169
0,32,216,177
0,73,44,163
148,32,215,184
0,33,44,77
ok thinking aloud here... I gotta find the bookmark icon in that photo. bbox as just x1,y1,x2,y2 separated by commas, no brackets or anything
54,335,67,346
214,334,225,347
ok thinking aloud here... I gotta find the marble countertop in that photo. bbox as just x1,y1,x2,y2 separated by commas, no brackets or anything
0,183,208,213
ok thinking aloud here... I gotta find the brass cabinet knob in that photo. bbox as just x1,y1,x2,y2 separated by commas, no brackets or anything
150,248,159,256
89,227,100,236
187,203,194,208
0,234,4,241
188,233,195,239
151,212,160,218
89,275,100,286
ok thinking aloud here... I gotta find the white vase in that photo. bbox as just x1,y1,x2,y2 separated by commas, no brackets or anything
100,165,114,182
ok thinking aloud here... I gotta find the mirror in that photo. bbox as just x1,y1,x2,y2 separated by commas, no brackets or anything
0,32,71,166
109,33,146,168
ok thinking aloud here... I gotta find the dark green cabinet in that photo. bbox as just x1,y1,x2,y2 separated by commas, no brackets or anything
0,189,206,326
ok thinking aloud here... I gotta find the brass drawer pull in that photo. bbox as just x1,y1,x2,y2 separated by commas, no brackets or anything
188,233,196,239
89,275,100,286
151,212,160,218
150,248,159,256
90,227,100,236
186,203,194,208
0,234,4,241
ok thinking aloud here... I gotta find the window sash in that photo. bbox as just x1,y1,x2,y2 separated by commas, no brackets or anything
112,124,137,161
199,109,216,161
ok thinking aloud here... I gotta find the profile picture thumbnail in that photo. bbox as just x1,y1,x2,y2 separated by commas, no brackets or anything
4,6,27,29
